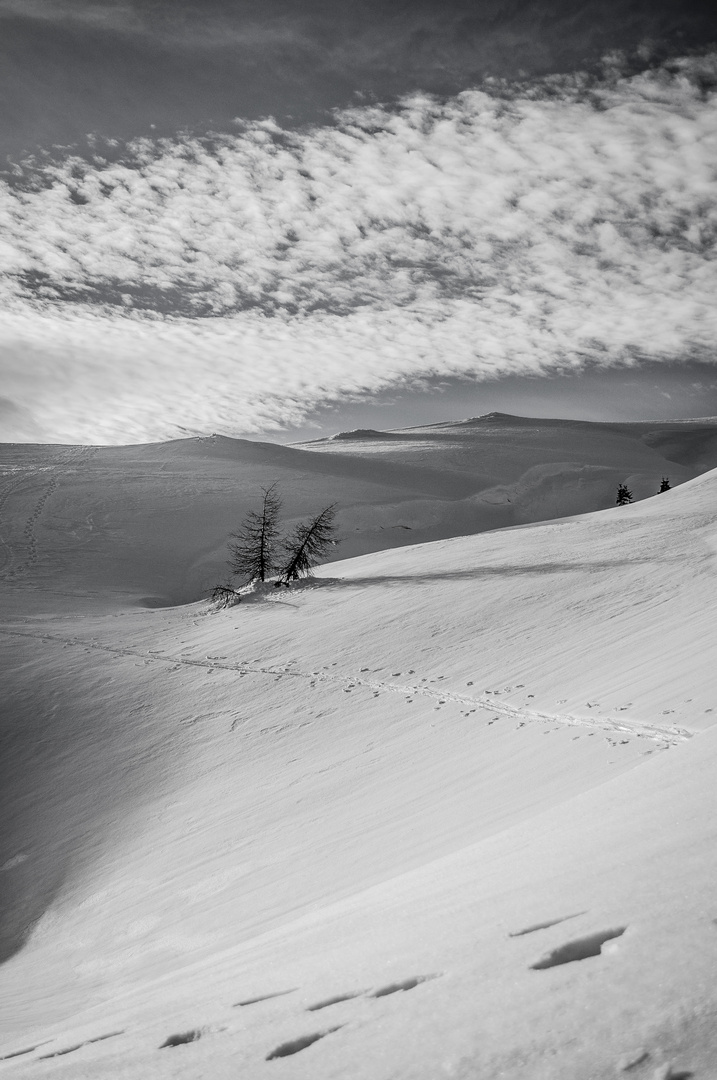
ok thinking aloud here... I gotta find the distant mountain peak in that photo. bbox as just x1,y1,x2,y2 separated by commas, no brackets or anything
329,429,389,440
456,412,520,425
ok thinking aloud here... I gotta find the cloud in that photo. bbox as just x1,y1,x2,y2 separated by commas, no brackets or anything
0,396,44,441
0,0,311,50
0,55,716,443
2,1,712,70
0,0,142,32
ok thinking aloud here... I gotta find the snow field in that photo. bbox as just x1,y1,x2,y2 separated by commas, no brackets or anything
0,453,715,1078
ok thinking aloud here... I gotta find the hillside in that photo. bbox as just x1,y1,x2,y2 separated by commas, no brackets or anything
0,444,715,1079
1,412,716,613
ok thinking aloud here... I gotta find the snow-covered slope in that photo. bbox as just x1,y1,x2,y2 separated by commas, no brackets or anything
0,456,715,1079
1,413,716,612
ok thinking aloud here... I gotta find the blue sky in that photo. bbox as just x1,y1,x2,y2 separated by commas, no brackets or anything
0,1,716,443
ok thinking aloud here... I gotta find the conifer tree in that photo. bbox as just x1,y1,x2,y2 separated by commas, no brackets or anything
657,476,671,493
616,483,633,505
228,483,282,583
278,504,338,585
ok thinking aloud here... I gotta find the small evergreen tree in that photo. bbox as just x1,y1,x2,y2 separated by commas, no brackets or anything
616,483,633,505
657,476,671,493
278,504,338,585
228,483,282,583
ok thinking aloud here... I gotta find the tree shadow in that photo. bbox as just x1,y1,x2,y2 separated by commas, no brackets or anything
336,558,659,586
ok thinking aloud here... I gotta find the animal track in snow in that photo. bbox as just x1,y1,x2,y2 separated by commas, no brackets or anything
369,974,439,997
235,988,297,1007
4,478,58,576
616,1048,650,1071
266,1027,342,1060
82,1031,124,1045
0,628,690,745
0,475,38,575
159,1030,201,1048
307,990,364,1011
509,912,585,937
38,1044,85,1060
0,1044,43,1060
38,1032,123,1059
530,927,627,969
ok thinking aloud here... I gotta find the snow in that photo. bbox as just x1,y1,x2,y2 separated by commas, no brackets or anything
1,413,717,613
0,421,716,1079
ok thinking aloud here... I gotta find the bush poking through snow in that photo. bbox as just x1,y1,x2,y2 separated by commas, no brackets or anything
657,476,671,493
210,584,242,607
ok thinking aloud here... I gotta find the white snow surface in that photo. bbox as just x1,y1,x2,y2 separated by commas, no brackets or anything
0,436,716,1078
2,412,717,611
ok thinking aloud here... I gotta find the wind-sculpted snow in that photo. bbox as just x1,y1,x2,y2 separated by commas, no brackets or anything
0,455,715,1079
0,626,693,745
2,415,717,610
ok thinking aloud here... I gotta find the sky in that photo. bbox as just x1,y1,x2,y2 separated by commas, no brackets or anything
0,0,716,444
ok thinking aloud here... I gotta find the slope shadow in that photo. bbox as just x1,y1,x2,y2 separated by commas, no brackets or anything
0,663,178,966
0,693,71,965
0,854,66,967
641,426,717,472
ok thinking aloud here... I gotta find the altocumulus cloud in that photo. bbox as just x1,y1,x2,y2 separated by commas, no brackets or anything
1,55,716,443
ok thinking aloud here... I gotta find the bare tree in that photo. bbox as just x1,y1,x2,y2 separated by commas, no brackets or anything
228,483,282,583
278,504,338,585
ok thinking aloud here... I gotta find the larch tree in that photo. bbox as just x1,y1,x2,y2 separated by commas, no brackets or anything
228,483,283,583
278,504,338,585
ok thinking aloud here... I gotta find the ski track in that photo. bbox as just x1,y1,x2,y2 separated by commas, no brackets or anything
0,627,690,745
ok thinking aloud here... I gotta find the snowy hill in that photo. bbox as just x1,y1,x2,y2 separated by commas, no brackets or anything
0,441,715,1078
1,413,717,613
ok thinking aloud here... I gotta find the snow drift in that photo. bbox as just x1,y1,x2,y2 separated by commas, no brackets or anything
0,428,715,1079
1,412,716,611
